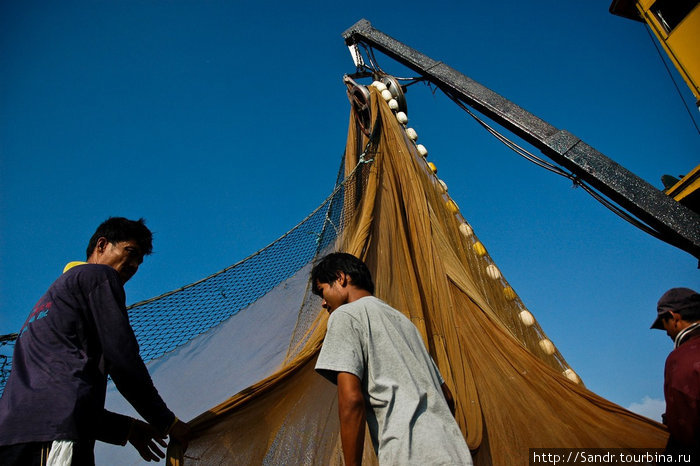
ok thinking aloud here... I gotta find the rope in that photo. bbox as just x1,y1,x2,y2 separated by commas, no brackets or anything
440,88,669,242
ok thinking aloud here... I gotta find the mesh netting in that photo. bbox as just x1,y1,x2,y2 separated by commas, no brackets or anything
0,153,375,396
0,336,15,396
126,158,361,364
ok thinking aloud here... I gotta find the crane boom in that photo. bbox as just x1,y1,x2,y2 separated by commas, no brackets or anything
342,19,700,260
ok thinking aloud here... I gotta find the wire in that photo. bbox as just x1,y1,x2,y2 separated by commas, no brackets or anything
402,78,428,88
356,45,426,83
358,43,380,74
643,24,700,135
440,88,669,242
444,90,570,178
367,46,387,75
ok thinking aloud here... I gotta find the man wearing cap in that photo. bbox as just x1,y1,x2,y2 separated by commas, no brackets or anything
651,287,700,454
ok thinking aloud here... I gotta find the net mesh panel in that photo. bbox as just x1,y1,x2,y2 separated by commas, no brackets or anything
127,158,360,364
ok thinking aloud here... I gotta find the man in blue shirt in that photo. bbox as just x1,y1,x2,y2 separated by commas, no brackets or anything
0,217,189,465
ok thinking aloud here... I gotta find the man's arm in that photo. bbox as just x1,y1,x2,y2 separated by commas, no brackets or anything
337,372,366,466
441,382,456,416
87,271,180,434
95,410,135,445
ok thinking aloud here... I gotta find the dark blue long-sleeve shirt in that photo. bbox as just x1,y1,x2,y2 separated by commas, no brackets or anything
0,264,174,446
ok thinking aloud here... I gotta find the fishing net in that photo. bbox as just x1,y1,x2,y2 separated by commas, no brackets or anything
4,85,668,465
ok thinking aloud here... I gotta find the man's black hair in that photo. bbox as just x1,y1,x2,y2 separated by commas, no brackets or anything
86,217,153,259
311,252,375,295
664,307,700,323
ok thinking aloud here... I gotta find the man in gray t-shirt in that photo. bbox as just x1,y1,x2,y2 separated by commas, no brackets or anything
312,253,473,465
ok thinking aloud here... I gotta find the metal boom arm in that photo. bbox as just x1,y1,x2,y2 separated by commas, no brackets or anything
342,19,700,260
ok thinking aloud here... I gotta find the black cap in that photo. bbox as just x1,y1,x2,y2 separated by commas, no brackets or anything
651,287,700,330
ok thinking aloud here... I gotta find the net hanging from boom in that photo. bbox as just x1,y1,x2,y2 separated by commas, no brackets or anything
161,84,667,465
4,83,668,466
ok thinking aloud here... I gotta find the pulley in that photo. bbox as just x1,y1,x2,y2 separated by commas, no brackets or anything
343,75,372,136
378,75,407,115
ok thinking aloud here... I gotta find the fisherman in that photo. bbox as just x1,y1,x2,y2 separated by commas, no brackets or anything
312,252,473,465
650,287,700,455
0,217,190,465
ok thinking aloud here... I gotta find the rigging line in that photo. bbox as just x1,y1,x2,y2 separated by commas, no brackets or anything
443,91,561,171
643,24,700,135
361,44,425,82
577,181,667,241
351,43,375,74
402,77,428,88
483,123,569,175
393,76,426,82
323,213,341,238
444,90,570,177
359,43,381,73
367,46,387,75
440,89,669,240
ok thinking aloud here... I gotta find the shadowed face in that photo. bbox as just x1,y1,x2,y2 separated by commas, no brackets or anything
316,278,349,313
92,238,144,284
661,312,683,341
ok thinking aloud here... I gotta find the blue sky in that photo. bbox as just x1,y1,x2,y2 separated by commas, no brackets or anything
1,0,698,421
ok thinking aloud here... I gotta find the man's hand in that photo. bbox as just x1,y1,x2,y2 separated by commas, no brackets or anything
128,420,167,462
168,419,192,452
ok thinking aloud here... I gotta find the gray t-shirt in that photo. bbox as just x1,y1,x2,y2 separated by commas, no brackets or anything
315,296,473,465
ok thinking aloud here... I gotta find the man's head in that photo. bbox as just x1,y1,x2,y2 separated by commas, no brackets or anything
651,287,700,340
311,252,374,312
86,217,153,284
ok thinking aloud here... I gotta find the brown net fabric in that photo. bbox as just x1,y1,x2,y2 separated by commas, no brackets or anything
168,88,667,465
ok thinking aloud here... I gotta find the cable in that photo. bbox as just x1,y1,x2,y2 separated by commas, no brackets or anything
358,43,380,74
444,90,570,177
440,88,669,242
357,45,425,83
644,24,700,135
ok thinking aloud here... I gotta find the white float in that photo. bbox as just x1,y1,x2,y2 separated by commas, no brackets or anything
519,310,535,327
539,339,555,355
486,264,501,280
563,369,580,383
459,223,473,237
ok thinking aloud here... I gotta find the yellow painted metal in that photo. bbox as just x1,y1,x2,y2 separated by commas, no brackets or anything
666,164,700,204
610,1,700,104
635,1,700,104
